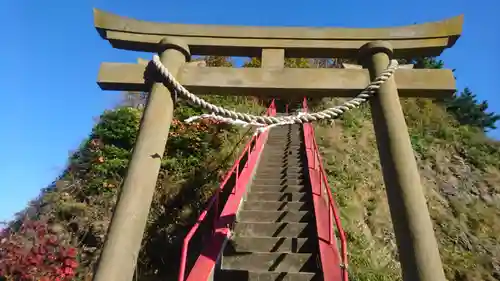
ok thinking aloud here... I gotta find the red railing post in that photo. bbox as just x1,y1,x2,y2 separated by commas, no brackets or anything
236,163,239,181
328,201,332,245
301,98,348,281
319,169,322,196
313,151,316,171
246,147,251,168
214,190,219,234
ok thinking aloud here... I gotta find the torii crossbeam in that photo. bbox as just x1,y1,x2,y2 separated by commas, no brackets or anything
92,8,463,281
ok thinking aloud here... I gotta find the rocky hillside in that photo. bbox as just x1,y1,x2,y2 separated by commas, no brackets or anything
314,98,500,281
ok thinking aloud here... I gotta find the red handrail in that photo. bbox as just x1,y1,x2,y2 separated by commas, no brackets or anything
178,100,276,281
302,98,348,281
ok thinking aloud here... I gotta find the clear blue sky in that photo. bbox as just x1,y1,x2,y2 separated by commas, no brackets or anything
0,0,498,223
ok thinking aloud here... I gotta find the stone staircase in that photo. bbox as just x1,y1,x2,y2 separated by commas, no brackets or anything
215,123,322,281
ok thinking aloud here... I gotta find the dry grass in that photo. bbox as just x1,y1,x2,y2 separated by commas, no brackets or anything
314,99,500,281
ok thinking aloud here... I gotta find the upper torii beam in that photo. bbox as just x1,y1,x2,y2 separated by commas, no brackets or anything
91,8,463,281
94,8,462,58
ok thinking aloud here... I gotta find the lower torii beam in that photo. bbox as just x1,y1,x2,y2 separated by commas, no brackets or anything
97,62,455,98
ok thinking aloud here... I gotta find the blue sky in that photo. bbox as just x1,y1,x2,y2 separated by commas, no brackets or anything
0,0,498,223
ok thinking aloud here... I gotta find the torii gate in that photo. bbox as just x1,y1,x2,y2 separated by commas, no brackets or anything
92,8,462,281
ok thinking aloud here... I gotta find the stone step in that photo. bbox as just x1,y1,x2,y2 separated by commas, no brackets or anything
255,173,305,179
252,178,306,186
263,147,302,152
263,149,302,154
269,127,301,131
267,132,301,135
255,174,305,181
250,185,307,193
256,168,305,174
242,201,311,212
263,151,302,155
234,222,312,237
266,136,302,139
225,237,315,253
264,144,302,148
246,192,309,202
221,252,317,273
266,139,303,144
256,167,304,174
255,171,303,176
259,159,304,164
238,210,312,223
264,145,302,149
266,137,301,140
260,157,304,162
268,131,299,134
261,155,303,159
258,161,303,166
215,270,320,281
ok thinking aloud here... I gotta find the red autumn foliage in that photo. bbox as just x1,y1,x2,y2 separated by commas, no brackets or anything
169,118,225,137
0,219,79,281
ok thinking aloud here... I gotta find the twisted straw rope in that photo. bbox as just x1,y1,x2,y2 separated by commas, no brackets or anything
151,55,399,126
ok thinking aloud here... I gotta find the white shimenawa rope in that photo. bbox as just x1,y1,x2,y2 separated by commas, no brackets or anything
151,55,399,132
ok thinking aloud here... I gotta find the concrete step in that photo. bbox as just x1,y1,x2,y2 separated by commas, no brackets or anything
233,222,312,237
258,163,304,168
255,174,305,181
266,136,302,139
259,163,304,169
242,201,311,212
250,185,307,193
246,192,309,202
256,167,304,174
238,210,312,223
252,178,305,186
264,145,302,148
263,150,302,154
265,145,302,149
259,159,304,165
265,141,302,144
269,127,301,132
260,153,302,157
263,147,302,152
266,137,302,140
260,157,304,162
255,173,305,179
221,252,317,273
215,270,320,281
260,155,302,160
255,171,303,176
255,174,304,181
258,162,303,166
267,132,301,136
225,237,316,253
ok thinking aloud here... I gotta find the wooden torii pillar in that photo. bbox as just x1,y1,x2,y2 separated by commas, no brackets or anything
92,8,462,281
